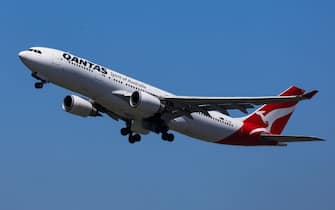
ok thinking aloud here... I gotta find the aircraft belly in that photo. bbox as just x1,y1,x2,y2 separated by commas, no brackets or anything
169,113,241,142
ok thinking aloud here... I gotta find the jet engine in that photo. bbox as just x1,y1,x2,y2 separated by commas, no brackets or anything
129,91,162,118
62,95,101,117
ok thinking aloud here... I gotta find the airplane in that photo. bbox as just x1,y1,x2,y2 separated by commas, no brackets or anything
18,47,323,146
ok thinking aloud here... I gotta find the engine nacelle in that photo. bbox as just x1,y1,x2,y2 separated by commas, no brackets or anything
129,91,162,118
62,95,100,117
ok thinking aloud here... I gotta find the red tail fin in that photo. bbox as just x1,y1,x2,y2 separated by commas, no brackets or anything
243,86,305,135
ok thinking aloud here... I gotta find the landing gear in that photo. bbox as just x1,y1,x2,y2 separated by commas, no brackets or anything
120,127,131,136
128,133,141,144
120,120,175,144
156,124,174,142
34,82,44,89
32,73,47,89
121,126,141,144
161,132,174,142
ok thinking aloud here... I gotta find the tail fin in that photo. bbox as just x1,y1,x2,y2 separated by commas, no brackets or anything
243,86,305,135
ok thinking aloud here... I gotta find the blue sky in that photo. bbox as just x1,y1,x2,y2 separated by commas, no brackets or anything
1,0,334,209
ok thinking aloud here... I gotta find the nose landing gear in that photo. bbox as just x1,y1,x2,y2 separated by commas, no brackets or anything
32,73,47,89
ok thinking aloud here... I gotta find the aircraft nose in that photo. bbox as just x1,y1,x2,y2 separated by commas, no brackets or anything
18,51,29,62
18,50,39,71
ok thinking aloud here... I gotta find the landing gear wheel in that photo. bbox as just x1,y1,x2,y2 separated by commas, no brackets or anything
121,127,130,136
128,133,141,144
162,133,174,142
128,135,136,144
167,134,174,142
133,134,141,142
34,82,43,89
162,133,168,141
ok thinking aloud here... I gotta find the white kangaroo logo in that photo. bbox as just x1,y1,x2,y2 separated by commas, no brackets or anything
249,106,295,135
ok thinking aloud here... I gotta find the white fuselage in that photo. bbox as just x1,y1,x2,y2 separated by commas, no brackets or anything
19,47,242,143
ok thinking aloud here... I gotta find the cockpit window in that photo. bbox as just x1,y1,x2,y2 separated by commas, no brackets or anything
28,48,42,54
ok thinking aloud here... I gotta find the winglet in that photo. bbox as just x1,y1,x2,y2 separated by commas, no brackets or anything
302,90,318,100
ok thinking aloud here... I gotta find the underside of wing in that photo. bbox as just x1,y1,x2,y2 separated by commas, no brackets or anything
260,134,325,142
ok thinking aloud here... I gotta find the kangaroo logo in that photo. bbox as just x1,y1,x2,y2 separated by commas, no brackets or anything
249,106,295,135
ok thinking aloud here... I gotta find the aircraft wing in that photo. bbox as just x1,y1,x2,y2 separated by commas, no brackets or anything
260,134,324,142
161,90,318,117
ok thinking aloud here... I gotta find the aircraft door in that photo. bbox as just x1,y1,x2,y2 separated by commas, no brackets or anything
52,51,62,68
47,51,64,83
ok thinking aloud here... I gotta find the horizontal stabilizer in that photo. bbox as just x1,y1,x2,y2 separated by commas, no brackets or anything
302,90,318,100
260,134,324,143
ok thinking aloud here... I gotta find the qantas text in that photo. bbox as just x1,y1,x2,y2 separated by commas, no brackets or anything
63,53,108,74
